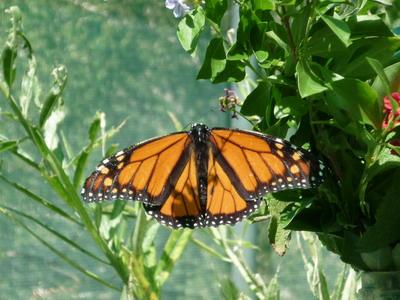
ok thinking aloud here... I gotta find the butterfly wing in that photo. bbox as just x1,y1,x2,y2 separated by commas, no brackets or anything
143,148,203,228
205,147,260,227
82,132,191,205
209,128,324,199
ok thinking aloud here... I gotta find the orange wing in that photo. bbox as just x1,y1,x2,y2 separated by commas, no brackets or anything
205,147,260,226
81,132,191,205
209,129,324,199
143,149,203,228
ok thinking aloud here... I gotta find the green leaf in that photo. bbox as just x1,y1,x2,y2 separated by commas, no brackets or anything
307,26,348,58
255,50,268,63
267,195,291,256
320,15,351,47
0,140,18,153
372,62,400,101
241,81,269,116
360,247,394,270
219,277,240,300
326,78,380,127
2,46,17,88
205,0,227,24
0,209,120,291
296,60,327,98
348,15,393,38
177,7,205,54
20,51,38,117
39,65,67,127
89,115,101,143
155,229,192,286
0,174,80,225
330,265,349,300
252,0,275,10
227,43,249,60
212,59,246,83
337,37,400,79
2,204,107,265
197,38,226,80
292,5,311,46
274,96,308,119
357,170,400,251
265,273,280,300
367,57,391,99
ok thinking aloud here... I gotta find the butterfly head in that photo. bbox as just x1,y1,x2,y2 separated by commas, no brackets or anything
189,123,211,147
190,123,210,136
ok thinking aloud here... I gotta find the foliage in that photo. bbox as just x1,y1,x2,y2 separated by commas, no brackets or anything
0,6,195,299
0,5,304,300
174,0,400,271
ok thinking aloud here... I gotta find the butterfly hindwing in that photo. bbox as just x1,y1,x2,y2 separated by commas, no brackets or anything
143,148,203,228
205,147,260,227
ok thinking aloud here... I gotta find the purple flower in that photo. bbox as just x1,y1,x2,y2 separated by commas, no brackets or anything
165,0,191,18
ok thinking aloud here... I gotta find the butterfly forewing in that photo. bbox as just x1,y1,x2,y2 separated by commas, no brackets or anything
82,132,190,204
210,129,324,196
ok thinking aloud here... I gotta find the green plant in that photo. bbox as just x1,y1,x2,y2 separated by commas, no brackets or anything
0,6,194,299
0,6,296,299
171,0,400,272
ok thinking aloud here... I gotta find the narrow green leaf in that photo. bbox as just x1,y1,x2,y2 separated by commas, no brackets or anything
197,38,226,80
131,206,148,255
2,46,17,88
4,72,128,283
0,210,120,291
318,268,330,300
0,174,81,225
296,60,327,98
372,61,400,101
205,0,227,24
89,116,101,143
0,140,18,153
219,277,240,300
191,237,230,262
20,55,39,117
39,65,67,127
1,205,108,265
142,223,160,253
330,265,349,300
367,57,391,97
321,15,351,47
155,229,192,286
177,7,205,54
265,273,280,300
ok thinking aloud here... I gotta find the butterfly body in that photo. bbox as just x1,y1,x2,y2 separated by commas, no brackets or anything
82,123,324,228
189,123,210,208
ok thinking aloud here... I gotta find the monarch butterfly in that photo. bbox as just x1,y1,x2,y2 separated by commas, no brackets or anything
81,123,324,228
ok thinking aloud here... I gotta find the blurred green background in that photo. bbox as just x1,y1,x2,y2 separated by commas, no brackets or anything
0,1,342,299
